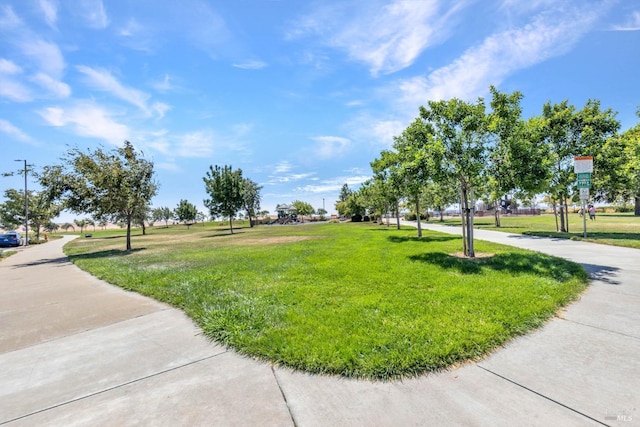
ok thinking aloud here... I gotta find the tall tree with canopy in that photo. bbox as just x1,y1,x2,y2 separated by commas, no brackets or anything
539,99,619,232
486,87,551,227
420,97,489,257
39,141,157,251
241,178,262,227
0,189,61,240
175,199,198,228
203,165,244,234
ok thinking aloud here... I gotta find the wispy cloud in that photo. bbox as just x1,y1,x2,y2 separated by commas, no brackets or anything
274,161,292,174
0,5,22,29
38,0,58,28
38,102,130,144
232,60,268,70
288,0,467,76
310,135,351,159
0,118,32,142
76,65,157,115
152,74,176,93
175,131,214,157
18,38,65,78
612,10,640,31
395,5,604,106
76,0,109,29
31,72,71,98
296,172,370,194
0,77,31,102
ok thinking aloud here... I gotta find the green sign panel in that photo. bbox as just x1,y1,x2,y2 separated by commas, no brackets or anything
577,172,591,188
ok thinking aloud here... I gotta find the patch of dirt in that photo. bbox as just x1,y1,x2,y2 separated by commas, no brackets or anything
450,252,495,259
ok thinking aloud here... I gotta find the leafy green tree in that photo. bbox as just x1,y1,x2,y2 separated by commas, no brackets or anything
61,222,75,232
175,199,198,228
371,150,404,229
0,189,61,240
203,165,244,234
74,218,87,234
39,141,158,251
420,97,489,257
539,100,619,232
291,200,315,223
486,87,551,227
316,208,328,219
594,109,640,215
335,183,352,217
241,178,262,227
152,206,173,227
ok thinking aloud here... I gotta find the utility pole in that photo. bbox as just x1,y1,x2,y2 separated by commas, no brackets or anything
14,160,28,246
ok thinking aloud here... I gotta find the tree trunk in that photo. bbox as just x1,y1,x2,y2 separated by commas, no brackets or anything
635,196,640,216
415,194,422,238
558,194,567,233
460,187,467,256
494,199,501,228
468,187,475,257
248,212,254,227
229,215,234,234
126,216,132,251
141,222,146,236
564,198,570,233
395,202,401,230
438,206,444,222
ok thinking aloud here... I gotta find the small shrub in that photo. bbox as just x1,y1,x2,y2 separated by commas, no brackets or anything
351,214,363,222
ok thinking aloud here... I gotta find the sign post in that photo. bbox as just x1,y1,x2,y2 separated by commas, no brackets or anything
574,156,593,238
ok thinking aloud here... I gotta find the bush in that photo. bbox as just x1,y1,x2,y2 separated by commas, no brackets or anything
363,215,370,222
351,214,363,222
404,212,417,221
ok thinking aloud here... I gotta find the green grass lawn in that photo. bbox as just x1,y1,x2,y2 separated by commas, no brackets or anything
430,212,640,249
64,222,587,380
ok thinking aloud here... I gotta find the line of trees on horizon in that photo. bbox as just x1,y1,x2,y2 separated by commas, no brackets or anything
334,86,640,257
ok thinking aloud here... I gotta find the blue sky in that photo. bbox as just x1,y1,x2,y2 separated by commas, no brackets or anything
1,0,639,222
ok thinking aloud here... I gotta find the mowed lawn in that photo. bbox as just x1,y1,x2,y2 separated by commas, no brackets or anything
433,212,640,249
64,222,588,379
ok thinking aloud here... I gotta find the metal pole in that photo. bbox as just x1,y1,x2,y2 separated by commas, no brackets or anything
583,200,587,238
14,160,28,246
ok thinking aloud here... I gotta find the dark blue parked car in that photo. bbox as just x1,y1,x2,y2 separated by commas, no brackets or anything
0,232,21,247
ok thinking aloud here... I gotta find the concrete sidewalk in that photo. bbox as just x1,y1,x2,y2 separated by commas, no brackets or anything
1,230,638,426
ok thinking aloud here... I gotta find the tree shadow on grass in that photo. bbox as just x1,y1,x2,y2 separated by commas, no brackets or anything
201,230,246,238
409,251,587,281
68,248,145,261
387,235,459,244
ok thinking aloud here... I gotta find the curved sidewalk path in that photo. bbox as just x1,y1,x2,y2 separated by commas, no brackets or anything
1,230,638,426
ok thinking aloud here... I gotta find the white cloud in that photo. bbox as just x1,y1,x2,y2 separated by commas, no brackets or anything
0,58,21,74
175,131,214,157
76,66,154,115
38,0,58,28
0,77,31,102
612,11,640,31
296,173,370,194
288,0,467,76
0,5,22,29
311,136,351,159
38,102,130,143
274,161,292,173
0,119,31,141
18,38,65,78
395,5,603,105
31,72,71,98
152,102,171,119
77,0,109,29
232,60,268,70
152,74,175,93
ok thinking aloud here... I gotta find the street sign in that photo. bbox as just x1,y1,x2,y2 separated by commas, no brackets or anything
579,187,589,200
574,156,593,173
577,172,591,188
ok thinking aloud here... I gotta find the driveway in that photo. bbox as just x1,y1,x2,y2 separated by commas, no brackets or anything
1,229,638,426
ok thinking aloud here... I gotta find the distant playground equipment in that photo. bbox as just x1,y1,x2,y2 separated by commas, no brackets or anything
272,204,298,224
